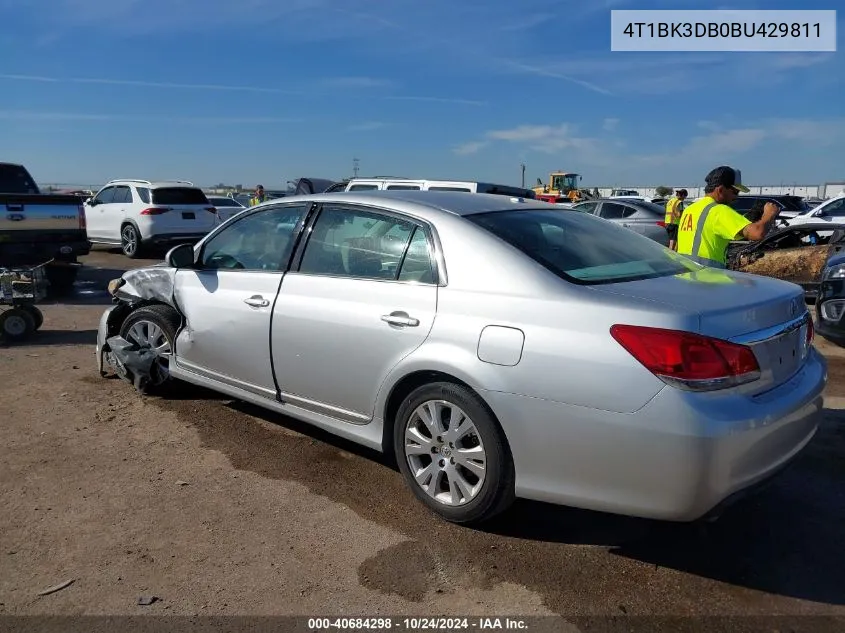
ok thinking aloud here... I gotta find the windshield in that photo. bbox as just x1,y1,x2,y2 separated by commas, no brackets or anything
469,208,698,285
550,174,578,192
151,187,209,205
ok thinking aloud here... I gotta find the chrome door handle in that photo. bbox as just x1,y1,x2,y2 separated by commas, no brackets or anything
381,312,419,327
244,295,269,307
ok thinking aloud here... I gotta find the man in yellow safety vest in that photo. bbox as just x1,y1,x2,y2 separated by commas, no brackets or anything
676,166,779,268
249,184,267,206
664,188,687,251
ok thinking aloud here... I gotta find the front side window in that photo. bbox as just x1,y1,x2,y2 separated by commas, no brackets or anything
469,209,696,285
574,202,598,214
821,198,845,217
299,205,416,280
93,187,115,204
199,204,307,271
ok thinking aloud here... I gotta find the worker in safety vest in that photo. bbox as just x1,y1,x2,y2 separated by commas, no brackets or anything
676,166,779,268
664,188,688,251
249,184,267,206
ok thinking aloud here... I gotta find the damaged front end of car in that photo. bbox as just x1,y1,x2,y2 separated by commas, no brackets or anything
96,264,182,393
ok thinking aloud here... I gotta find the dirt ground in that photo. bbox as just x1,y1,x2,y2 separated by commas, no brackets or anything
1,248,845,625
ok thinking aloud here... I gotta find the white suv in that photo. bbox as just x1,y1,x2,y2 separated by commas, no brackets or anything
84,179,218,258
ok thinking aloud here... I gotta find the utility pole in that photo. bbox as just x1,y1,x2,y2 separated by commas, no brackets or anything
353,157,360,178
520,163,525,188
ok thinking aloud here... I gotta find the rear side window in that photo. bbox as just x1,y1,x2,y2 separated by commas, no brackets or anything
429,186,471,192
151,187,209,205
469,209,696,285
0,164,39,194
136,187,151,204
348,184,379,191
731,197,756,211
386,185,421,190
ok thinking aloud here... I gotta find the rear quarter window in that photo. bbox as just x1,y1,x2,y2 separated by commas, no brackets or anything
151,187,209,205
0,164,39,194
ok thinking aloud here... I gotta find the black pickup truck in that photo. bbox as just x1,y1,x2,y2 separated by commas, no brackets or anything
0,162,91,294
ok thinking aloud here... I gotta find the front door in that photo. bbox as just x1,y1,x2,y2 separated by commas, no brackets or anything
173,202,310,398
85,186,116,240
272,203,439,421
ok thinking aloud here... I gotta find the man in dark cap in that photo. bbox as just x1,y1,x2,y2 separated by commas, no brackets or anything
249,184,267,206
676,166,779,268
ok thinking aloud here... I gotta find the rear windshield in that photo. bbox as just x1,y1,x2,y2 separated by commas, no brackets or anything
0,164,39,194
151,187,209,205
469,209,697,285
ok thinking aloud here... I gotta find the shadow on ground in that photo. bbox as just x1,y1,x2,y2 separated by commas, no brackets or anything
126,376,845,612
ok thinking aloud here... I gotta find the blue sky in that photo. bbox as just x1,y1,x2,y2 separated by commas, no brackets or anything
0,0,842,189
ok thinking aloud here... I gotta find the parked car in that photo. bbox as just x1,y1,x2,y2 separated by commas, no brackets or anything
84,179,218,258
786,192,845,237
0,162,90,294
570,198,669,246
95,190,825,526
816,248,845,346
206,195,246,222
727,223,845,301
731,194,811,220
337,177,537,199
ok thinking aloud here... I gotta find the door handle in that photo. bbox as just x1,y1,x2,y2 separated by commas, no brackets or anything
381,312,420,327
244,295,270,308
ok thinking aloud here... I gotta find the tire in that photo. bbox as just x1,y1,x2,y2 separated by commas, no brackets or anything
121,223,143,259
0,308,36,342
393,381,515,524
19,305,44,330
118,304,181,393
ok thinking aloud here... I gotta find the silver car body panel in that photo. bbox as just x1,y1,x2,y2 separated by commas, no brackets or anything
96,190,827,521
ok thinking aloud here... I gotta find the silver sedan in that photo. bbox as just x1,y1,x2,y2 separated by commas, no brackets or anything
95,191,826,525
571,198,671,245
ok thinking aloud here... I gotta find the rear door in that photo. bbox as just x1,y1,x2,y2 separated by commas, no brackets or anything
271,203,439,422
149,186,217,234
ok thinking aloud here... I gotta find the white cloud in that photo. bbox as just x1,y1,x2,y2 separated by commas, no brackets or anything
452,141,487,156
603,118,619,132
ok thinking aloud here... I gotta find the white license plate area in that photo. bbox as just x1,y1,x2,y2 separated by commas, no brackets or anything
764,323,808,383
181,211,195,220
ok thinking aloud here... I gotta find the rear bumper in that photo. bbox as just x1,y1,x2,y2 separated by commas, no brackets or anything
142,234,207,247
0,239,91,263
483,348,827,521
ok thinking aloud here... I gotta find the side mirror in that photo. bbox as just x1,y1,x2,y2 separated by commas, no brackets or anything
87,198,97,206
165,243,196,268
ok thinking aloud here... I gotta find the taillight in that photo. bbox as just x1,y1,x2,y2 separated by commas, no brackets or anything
139,207,169,215
656,221,666,227
610,324,761,391
78,204,86,229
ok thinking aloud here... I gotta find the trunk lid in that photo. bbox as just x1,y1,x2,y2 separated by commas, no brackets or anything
591,268,810,394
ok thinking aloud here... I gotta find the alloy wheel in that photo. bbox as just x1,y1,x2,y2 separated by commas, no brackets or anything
125,319,172,385
403,399,487,506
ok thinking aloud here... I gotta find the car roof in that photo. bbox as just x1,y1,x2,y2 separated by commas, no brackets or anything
103,179,199,189
260,189,551,219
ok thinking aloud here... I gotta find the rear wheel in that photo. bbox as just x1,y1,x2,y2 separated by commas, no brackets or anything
19,305,44,330
393,382,515,524
0,308,36,342
118,305,180,392
121,223,143,259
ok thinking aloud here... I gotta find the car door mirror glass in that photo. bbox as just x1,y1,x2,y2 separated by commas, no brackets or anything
166,243,196,268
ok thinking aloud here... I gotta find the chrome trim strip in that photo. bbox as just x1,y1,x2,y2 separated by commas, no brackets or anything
731,312,809,345
279,391,371,424
173,358,277,399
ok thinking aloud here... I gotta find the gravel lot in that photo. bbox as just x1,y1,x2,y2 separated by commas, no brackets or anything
1,248,844,625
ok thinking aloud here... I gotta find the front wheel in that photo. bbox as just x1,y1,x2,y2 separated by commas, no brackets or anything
118,304,180,393
393,382,515,524
0,308,36,342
